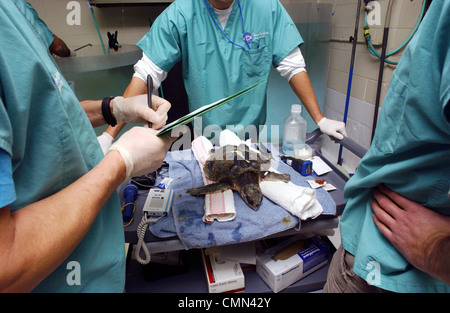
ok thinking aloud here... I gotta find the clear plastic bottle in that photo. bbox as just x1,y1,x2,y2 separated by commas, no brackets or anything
282,104,307,156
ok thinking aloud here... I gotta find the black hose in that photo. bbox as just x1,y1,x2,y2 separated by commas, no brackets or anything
338,0,362,166
371,0,393,141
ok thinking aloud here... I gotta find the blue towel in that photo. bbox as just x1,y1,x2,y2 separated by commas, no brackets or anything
147,150,336,249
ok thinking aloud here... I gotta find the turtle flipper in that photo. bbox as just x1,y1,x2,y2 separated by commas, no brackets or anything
260,171,290,183
186,182,232,196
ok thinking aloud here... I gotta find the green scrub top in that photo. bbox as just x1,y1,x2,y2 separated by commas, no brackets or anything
138,0,303,138
22,0,54,47
0,0,125,292
341,0,450,293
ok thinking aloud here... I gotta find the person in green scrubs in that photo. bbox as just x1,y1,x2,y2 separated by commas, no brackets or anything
101,0,347,146
0,0,173,292
323,0,450,293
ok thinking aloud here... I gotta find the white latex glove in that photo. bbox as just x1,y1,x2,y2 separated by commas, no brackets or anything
97,132,114,155
317,117,348,140
108,127,172,179
112,94,170,129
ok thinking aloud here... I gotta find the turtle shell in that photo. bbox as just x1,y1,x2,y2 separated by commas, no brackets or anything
203,144,271,182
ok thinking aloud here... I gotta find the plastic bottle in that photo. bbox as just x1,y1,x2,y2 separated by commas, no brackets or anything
282,104,307,156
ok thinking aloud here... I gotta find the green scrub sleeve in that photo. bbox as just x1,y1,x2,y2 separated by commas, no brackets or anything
271,1,304,67
137,7,183,73
0,149,16,208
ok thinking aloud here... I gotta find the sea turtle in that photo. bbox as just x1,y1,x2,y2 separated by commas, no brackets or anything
186,144,290,210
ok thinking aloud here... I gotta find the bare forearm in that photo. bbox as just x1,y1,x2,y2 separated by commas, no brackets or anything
289,71,324,124
80,99,105,127
0,151,126,292
428,236,450,284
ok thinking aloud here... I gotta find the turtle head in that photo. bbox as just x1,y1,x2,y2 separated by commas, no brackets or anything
240,183,263,210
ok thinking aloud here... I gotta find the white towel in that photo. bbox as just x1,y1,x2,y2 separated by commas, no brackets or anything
219,129,256,151
260,178,323,220
219,130,323,220
191,136,236,224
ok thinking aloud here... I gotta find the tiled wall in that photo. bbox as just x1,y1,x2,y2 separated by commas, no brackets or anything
320,0,423,172
322,0,423,104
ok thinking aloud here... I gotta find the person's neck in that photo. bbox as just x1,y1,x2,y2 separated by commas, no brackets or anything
208,0,234,10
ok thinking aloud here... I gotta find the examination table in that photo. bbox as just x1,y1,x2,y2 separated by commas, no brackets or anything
122,130,366,293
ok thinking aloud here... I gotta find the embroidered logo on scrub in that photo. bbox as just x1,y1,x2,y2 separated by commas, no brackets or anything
52,70,64,93
243,32,268,49
252,32,269,40
243,32,253,44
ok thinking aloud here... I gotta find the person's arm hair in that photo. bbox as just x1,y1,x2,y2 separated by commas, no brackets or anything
0,151,126,292
428,236,450,284
80,99,104,127
371,185,450,284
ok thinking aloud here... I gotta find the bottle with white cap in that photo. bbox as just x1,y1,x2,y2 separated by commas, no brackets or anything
282,104,307,156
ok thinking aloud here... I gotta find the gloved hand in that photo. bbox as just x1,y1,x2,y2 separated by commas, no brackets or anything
97,132,114,155
317,117,348,140
112,94,170,129
108,127,173,179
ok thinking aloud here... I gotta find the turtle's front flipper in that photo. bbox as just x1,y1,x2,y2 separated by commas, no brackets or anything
261,171,290,183
186,182,232,196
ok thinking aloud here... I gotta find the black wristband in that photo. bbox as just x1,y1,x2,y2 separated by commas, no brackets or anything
101,97,117,127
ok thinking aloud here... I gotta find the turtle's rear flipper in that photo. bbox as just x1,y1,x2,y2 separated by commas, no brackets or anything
186,182,232,196
261,172,290,183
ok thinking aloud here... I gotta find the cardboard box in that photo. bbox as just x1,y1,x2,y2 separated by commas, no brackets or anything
256,236,329,293
202,249,245,293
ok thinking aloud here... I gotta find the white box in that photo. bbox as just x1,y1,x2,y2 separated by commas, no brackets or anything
256,236,329,293
202,249,245,293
